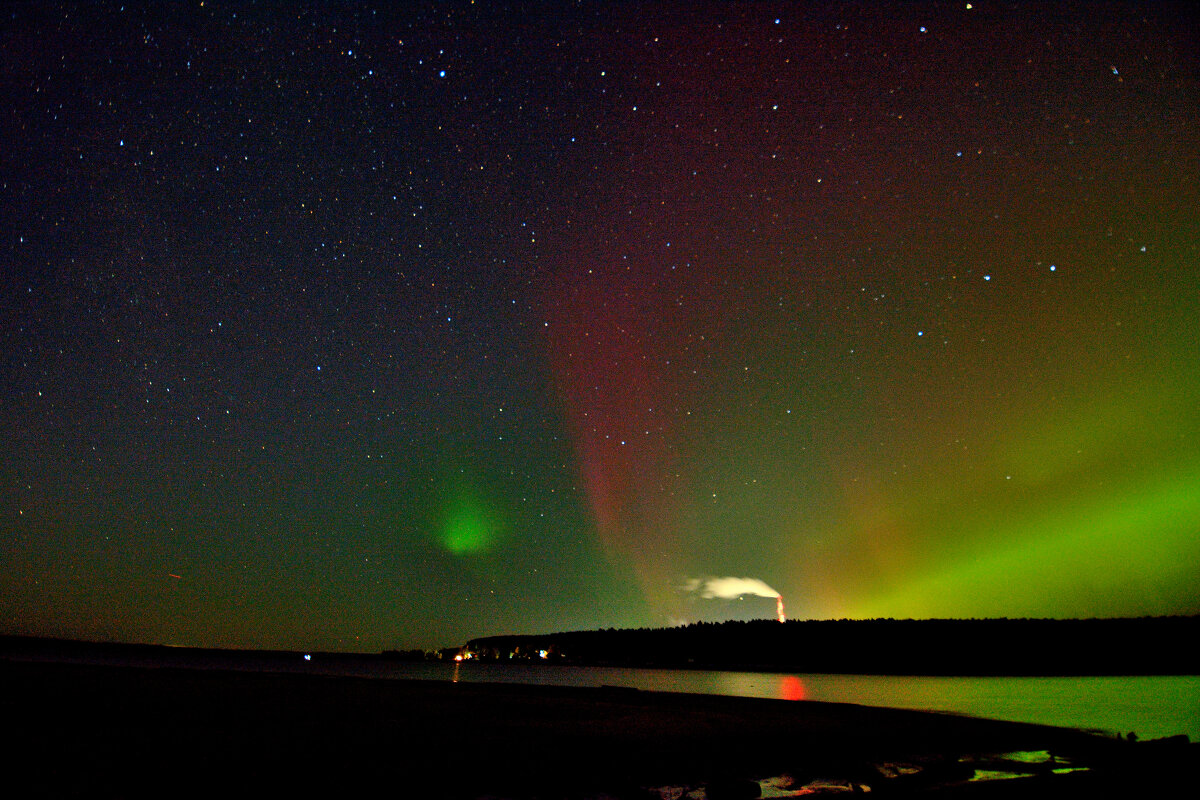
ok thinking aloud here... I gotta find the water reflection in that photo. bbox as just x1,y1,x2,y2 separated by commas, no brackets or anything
779,675,807,701
425,662,1198,741
703,671,807,701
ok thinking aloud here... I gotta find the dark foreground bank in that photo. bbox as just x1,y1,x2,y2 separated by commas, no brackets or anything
1,660,1192,798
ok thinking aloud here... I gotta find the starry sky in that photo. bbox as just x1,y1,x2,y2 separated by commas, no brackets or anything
2,1,1198,652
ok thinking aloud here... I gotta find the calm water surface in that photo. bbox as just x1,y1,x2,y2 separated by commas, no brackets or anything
382,661,1199,742
13,644,1196,742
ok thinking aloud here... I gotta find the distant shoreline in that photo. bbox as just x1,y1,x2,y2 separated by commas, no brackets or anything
6,615,1200,677
465,616,1200,676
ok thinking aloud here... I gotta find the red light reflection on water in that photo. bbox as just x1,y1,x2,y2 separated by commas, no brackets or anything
779,675,807,701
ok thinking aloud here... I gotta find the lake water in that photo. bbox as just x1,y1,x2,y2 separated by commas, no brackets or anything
10,643,1197,742
335,660,1199,742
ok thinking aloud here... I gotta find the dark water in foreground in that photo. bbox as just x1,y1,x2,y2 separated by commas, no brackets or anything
9,643,1197,741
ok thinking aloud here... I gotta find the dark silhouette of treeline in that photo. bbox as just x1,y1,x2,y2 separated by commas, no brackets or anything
464,616,1200,675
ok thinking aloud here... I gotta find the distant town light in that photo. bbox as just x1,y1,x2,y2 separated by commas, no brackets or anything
303,654,312,661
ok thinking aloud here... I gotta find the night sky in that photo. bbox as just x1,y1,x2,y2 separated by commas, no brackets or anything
3,2,1198,652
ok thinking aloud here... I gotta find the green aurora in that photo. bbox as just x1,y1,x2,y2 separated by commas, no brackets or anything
2,2,1197,650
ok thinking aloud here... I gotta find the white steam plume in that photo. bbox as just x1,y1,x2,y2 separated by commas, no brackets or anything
683,576,780,600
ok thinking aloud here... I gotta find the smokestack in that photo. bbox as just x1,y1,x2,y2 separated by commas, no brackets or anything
776,594,786,623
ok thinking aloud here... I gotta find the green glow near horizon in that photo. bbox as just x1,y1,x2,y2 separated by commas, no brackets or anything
853,463,1200,619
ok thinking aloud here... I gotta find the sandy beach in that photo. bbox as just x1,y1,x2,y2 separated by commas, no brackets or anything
1,659,1191,798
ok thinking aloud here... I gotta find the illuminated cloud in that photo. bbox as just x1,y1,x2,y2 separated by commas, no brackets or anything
683,576,781,600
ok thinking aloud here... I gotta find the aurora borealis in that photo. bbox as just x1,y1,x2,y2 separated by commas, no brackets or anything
2,2,1198,651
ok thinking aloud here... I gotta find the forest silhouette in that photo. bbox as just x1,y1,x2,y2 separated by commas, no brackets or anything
463,616,1199,675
